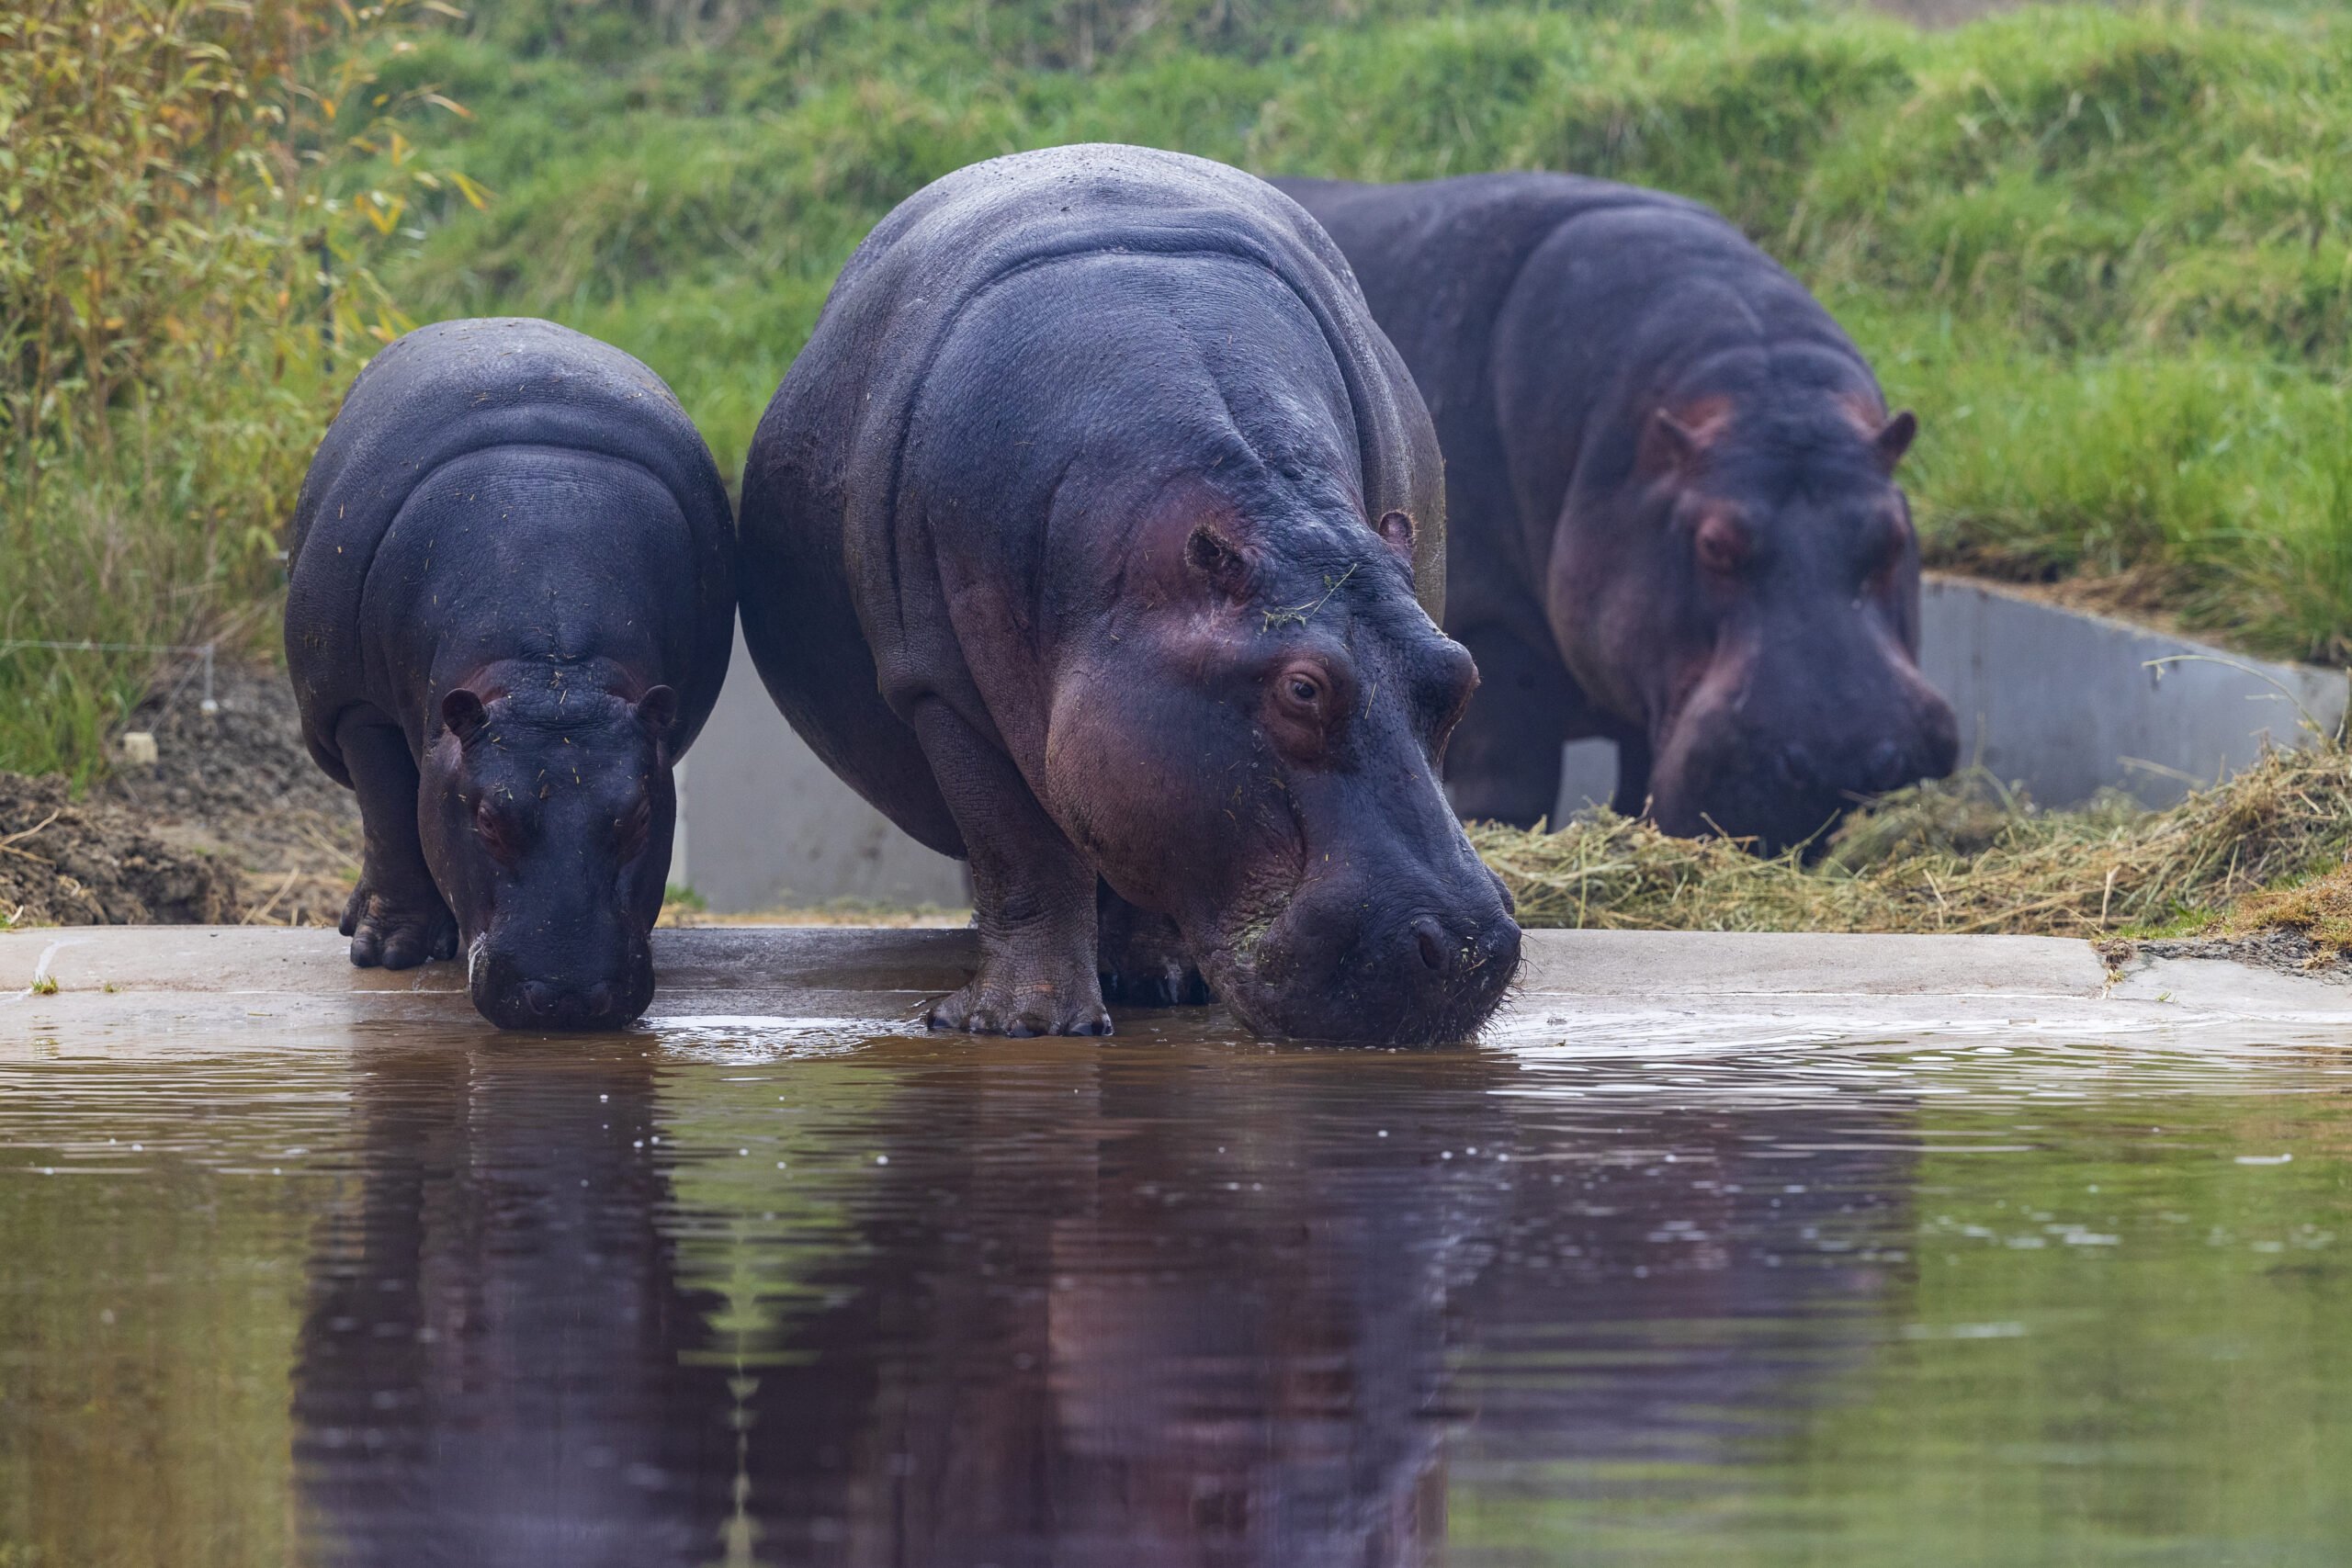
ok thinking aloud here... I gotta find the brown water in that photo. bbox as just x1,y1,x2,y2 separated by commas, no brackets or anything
5,1013,2351,1565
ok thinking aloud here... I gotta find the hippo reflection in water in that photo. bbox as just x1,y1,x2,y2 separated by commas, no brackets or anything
1279,175,1961,856
737,144,1520,1042
287,1039,1918,1566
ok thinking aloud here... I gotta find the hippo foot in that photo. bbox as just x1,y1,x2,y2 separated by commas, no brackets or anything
927,967,1113,1038
340,884,458,970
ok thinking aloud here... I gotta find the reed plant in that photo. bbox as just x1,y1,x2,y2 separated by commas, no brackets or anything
0,0,468,782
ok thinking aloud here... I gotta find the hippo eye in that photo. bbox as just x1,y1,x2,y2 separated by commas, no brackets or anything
1694,513,1749,577
1867,508,1913,577
473,799,518,863
615,795,651,858
1266,659,1350,761
1277,668,1328,716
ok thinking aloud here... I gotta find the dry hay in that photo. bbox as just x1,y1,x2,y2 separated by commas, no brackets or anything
2218,862,2352,953
1470,739,2352,939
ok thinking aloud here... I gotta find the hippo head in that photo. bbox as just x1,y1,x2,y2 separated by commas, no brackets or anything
419,675,677,1031
1045,481,1522,1043
1571,394,1959,857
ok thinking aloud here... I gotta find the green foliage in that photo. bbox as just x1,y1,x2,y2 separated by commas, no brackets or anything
0,0,468,784
11,0,2352,786
376,0,2352,665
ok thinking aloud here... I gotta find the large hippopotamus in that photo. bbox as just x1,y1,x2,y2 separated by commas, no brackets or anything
1277,174,1960,854
738,144,1520,1043
287,318,734,1030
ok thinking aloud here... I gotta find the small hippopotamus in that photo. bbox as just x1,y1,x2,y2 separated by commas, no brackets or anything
1278,174,1960,854
287,318,734,1030
739,144,1521,1042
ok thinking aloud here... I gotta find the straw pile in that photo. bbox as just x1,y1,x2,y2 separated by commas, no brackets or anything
1470,739,2352,940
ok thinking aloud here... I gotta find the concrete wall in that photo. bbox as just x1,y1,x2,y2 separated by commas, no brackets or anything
674,577,2346,908
1553,574,2348,821
673,628,967,913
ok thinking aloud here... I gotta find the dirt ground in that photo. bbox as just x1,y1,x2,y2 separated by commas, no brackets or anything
0,658,361,931
0,773,244,926
2101,931,2352,987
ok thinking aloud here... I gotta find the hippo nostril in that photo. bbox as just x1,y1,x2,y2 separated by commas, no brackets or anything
1774,743,1815,791
1866,738,1907,792
586,982,618,1019
1487,916,1522,976
522,981,561,1019
1413,919,1449,976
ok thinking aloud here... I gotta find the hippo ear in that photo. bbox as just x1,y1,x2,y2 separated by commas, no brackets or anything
635,684,679,740
1641,407,1716,478
1875,409,1919,471
1184,524,1251,598
441,687,488,744
1374,509,1418,569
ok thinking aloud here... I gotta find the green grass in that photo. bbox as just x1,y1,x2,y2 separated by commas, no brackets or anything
370,0,2352,666
11,0,2350,787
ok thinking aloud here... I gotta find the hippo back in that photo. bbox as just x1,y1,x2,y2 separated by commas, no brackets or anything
287,318,734,774
1274,173,1884,597
805,145,1439,620
738,145,1444,854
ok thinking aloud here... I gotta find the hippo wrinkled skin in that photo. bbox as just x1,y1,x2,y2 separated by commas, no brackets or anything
1279,173,1961,855
287,318,734,1030
739,144,1521,1042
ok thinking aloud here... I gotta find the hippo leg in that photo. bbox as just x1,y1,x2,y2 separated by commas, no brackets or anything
1443,626,1579,829
1096,884,1211,1007
910,700,1112,1037
1611,730,1655,818
334,710,458,971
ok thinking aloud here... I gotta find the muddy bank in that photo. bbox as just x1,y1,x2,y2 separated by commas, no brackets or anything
2103,931,2352,988
3,657,361,931
91,659,362,926
0,773,240,926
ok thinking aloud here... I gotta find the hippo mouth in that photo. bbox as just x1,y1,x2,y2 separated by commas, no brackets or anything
467,922,656,1032
1187,876,1521,1045
1649,708,1960,860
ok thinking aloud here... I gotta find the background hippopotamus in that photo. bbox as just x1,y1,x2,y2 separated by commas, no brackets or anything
738,143,1520,1043
1278,173,1960,855
287,318,734,1030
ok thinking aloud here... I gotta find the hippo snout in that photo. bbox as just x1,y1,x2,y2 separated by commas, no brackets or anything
518,979,625,1028
1773,733,1939,800
1398,904,1522,1016
470,940,652,1032
1215,863,1521,1045
1659,662,1961,856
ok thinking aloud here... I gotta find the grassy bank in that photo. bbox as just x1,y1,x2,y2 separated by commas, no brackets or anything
380,0,2352,662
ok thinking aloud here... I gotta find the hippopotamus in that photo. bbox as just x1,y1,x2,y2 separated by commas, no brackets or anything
286,317,734,1030
738,144,1521,1042
1276,173,1960,854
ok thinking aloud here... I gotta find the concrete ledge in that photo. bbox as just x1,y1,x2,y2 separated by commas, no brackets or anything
7,926,2351,1052
1511,929,2106,998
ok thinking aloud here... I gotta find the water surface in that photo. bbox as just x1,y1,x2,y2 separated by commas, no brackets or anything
4,1011,2349,1564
